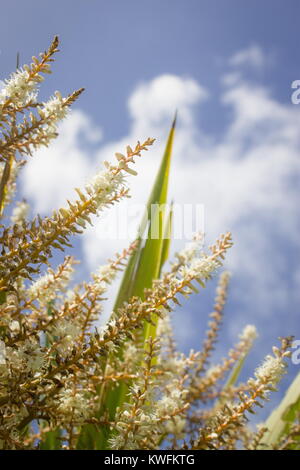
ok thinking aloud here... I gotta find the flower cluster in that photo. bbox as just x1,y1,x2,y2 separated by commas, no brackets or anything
10,200,29,225
0,66,40,108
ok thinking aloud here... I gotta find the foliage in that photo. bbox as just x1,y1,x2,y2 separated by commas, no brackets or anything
0,38,298,450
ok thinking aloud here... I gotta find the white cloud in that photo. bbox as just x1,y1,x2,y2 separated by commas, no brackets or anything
20,68,300,348
229,44,266,69
21,110,102,213
128,74,207,132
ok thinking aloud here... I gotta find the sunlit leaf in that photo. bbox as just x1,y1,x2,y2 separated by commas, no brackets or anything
260,372,300,449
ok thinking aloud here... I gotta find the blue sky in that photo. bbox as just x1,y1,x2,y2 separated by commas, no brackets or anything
1,0,299,138
1,0,300,420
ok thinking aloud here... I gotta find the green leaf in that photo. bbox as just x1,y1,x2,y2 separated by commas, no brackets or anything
0,157,13,217
260,372,300,449
113,112,176,311
142,205,171,343
160,202,173,270
224,353,248,389
39,428,61,450
0,291,6,305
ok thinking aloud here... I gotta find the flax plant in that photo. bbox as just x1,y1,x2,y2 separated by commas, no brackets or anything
0,38,299,451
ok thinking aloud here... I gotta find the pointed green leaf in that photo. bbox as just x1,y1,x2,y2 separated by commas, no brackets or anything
260,372,300,449
39,428,61,450
160,203,173,271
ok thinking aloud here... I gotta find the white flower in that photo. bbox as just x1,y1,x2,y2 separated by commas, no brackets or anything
38,91,67,121
6,340,45,373
65,289,76,303
52,320,81,356
85,168,125,210
26,348,46,372
156,388,186,416
53,320,80,340
255,354,286,386
207,432,219,440
190,257,219,279
9,321,20,334
57,388,90,421
87,171,112,193
239,324,258,343
205,365,221,379
91,262,119,297
96,264,115,282
28,260,74,304
175,237,203,265
28,274,53,301
165,416,186,436
10,201,29,225
0,67,39,108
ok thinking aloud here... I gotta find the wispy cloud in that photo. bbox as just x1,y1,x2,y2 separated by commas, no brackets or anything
229,44,266,69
